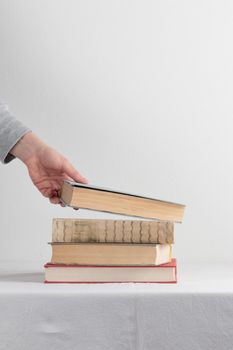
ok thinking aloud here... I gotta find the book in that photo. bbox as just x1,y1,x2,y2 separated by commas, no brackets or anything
52,218,174,244
50,243,172,266
44,258,177,283
60,181,185,222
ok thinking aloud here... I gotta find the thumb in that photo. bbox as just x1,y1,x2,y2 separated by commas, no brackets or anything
63,160,88,184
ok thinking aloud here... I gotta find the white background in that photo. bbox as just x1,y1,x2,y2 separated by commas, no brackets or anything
0,0,232,264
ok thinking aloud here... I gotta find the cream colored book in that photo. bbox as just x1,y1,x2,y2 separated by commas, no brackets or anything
44,259,177,283
50,243,172,266
52,218,174,244
60,181,185,222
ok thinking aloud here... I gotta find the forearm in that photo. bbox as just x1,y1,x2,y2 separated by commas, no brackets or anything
0,101,31,164
10,132,47,165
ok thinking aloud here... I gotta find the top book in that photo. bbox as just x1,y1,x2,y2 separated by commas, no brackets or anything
60,181,185,222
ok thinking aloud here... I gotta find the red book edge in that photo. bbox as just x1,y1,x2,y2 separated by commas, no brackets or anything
44,281,177,284
44,258,176,268
44,259,177,284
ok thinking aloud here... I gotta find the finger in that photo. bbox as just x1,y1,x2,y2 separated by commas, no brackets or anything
49,196,61,204
63,161,88,184
39,185,60,199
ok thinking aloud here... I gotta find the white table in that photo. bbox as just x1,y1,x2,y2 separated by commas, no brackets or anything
0,261,233,350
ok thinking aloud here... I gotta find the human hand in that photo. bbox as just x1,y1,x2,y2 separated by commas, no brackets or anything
10,132,88,205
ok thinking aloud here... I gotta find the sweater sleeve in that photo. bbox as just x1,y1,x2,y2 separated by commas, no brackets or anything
0,101,31,164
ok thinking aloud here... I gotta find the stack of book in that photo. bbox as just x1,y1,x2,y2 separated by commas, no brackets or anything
44,181,185,283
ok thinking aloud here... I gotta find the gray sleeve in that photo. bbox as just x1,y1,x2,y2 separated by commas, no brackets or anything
0,101,31,164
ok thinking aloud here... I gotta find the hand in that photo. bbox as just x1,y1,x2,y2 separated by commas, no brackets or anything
10,132,88,205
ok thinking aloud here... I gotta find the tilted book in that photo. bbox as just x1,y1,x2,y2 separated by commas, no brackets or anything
49,242,172,266
52,218,174,244
44,259,177,283
60,181,185,222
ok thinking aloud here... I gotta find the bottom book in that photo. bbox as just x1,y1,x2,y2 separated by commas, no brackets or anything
44,258,177,283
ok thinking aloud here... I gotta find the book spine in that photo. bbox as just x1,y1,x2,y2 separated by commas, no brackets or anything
52,219,174,244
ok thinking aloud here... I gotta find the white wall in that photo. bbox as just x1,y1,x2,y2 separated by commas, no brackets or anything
1,0,233,264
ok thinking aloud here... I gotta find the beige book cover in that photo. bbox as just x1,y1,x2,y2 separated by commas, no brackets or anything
52,218,174,244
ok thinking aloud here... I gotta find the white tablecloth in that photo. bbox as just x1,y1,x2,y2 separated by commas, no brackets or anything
0,261,233,350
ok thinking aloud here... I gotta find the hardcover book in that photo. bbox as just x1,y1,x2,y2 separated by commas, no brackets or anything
60,181,185,222
52,218,174,244
45,258,177,283
50,242,172,266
